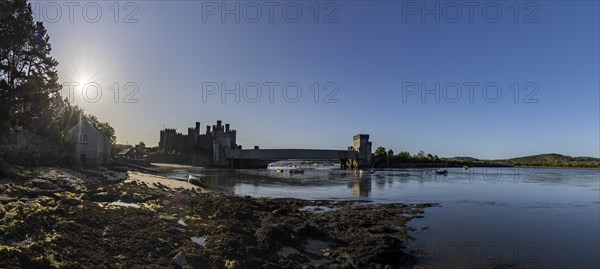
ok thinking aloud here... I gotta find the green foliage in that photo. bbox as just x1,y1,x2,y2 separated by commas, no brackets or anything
96,122,116,144
397,151,411,160
135,141,146,154
0,0,61,134
443,153,600,168
374,147,386,157
502,153,600,168
84,114,116,144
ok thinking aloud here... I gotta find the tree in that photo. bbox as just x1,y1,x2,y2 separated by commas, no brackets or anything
96,122,116,144
398,151,411,161
374,146,387,157
0,0,61,134
60,100,83,131
85,114,116,144
386,149,394,164
136,141,145,149
86,114,99,126
135,141,146,155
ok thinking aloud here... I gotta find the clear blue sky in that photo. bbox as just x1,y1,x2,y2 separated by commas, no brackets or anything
35,0,599,159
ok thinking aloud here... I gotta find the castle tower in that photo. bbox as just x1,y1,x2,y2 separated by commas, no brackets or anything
353,134,372,167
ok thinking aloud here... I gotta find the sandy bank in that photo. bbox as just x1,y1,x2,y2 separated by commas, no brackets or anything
151,163,197,169
126,171,204,191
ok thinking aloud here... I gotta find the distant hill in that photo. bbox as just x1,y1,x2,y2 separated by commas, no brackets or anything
504,153,600,167
442,153,599,168
448,156,480,161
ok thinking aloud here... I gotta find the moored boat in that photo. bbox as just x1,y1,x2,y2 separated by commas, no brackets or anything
289,169,305,174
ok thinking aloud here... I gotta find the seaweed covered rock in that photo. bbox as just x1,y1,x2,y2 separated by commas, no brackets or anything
0,168,436,268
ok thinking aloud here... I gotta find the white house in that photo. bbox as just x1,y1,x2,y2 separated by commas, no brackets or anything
67,118,112,164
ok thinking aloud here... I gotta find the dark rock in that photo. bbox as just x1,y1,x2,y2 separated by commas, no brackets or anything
26,178,57,190
171,252,188,267
59,194,82,205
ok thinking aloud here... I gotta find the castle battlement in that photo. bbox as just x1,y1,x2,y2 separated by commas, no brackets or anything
159,120,237,162
353,134,370,140
159,121,370,169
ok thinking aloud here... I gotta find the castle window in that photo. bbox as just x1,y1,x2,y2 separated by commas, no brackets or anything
79,133,89,143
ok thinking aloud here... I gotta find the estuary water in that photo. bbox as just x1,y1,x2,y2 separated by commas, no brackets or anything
165,166,600,269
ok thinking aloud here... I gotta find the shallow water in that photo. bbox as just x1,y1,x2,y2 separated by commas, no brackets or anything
165,167,599,268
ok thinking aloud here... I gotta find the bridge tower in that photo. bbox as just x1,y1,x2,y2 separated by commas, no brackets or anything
352,134,372,169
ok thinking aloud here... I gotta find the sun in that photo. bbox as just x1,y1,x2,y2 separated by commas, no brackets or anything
76,79,87,87
75,71,92,86
60,45,111,106
63,46,105,90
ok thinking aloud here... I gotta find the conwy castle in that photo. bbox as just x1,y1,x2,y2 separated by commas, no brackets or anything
159,120,237,166
158,120,372,169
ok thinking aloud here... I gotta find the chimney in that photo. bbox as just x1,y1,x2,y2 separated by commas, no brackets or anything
206,125,211,134
195,122,200,131
217,120,222,129
225,124,230,132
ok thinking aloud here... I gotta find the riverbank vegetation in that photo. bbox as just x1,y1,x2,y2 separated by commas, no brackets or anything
374,147,599,168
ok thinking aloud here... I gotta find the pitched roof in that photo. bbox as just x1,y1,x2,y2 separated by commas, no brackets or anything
118,148,136,155
67,117,106,138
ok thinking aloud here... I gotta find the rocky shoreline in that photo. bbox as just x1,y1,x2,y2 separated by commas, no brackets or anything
0,166,434,268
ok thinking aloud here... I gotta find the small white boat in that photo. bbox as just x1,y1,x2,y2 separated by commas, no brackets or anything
187,174,204,186
359,169,374,174
355,168,375,175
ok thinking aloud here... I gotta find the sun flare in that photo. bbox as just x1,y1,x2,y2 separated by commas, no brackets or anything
76,73,91,86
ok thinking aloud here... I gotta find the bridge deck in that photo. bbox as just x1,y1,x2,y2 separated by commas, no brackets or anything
227,149,358,160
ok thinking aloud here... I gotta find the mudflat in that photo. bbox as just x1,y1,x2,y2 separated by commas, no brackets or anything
0,166,433,268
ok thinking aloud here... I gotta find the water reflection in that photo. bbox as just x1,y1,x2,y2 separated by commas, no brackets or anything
165,167,600,203
348,173,372,197
162,167,599,268
201,170,237,191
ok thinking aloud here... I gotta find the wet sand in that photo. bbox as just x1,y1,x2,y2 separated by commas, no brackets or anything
0,166,433,268
152,163,198,169
126,171,203,191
